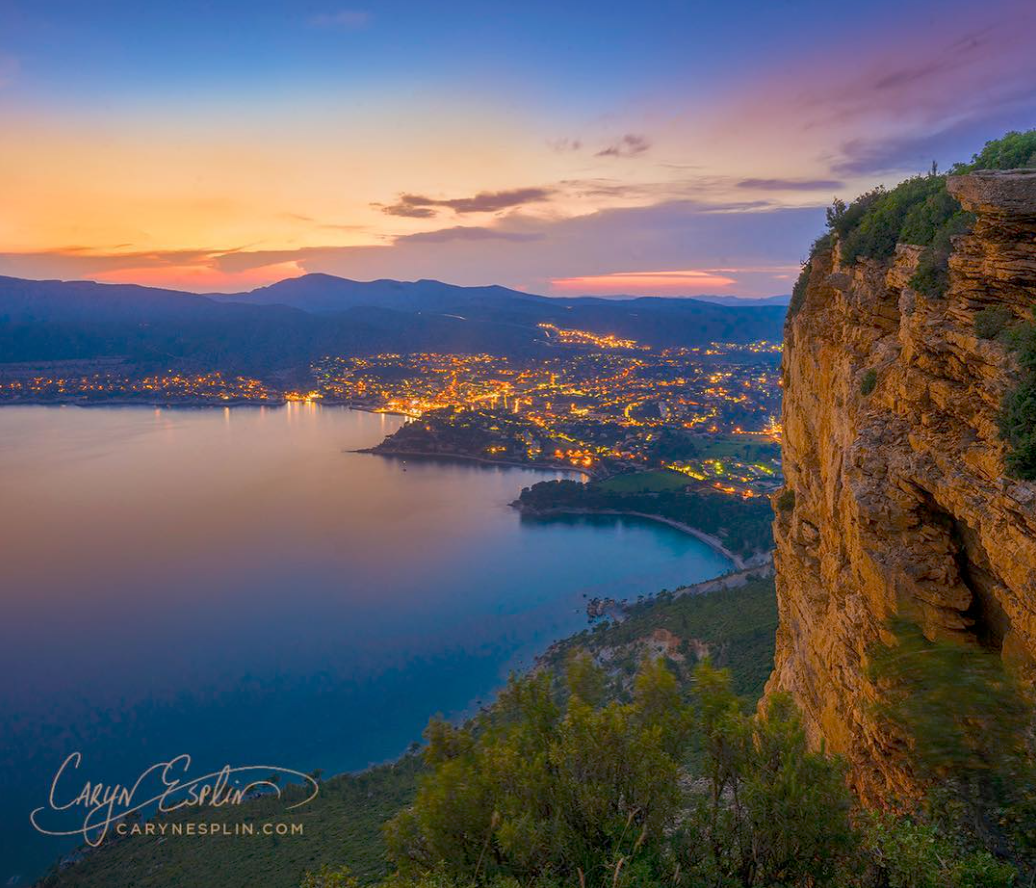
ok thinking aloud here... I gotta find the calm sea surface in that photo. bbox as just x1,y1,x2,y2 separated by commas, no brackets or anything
0,405,732,882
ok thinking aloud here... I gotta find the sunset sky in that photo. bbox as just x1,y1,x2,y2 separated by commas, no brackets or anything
1,0,1034,296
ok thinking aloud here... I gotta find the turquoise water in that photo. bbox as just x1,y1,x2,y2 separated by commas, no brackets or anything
0,405,732,882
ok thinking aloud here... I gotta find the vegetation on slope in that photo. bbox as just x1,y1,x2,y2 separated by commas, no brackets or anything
539,576,778,701
790,130,1036,316
830,130,1036,294
1000,323,1036,479
517,478,774,558
384,660,858,888
38,574,1036,888
378,644,1026,888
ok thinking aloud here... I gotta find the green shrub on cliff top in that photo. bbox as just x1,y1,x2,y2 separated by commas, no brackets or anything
955,129,1036,173
817,133,1036,476
838,175,949,265
909,209,975,298
827,131,1036,277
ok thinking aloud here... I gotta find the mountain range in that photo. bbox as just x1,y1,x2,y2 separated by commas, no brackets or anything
0,273,787,374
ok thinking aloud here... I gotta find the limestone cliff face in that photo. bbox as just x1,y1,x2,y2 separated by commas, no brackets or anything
768,170,1036,803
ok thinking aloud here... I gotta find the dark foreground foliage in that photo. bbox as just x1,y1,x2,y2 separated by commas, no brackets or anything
372,642,1026,888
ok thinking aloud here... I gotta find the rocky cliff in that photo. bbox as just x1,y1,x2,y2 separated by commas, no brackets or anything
768,170,1036,803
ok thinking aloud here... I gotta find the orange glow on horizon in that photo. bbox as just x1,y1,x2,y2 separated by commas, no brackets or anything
91,260,308,291
551,269,738,295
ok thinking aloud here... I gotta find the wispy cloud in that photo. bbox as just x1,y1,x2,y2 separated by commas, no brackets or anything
379,187,555,217
300,199,826,297
380,203,439,219
0,199,824,296
278,211,365,231
737,178,843,191
307,10,372,30
595,134,650,159
400,226,542,244
547,137,583,153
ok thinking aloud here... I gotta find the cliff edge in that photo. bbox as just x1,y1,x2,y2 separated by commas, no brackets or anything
768,170,1036,804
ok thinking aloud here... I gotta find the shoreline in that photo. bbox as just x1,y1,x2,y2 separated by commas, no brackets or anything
354,446,596,478
512,503,747,569
0,398,413,415
0,397,284,409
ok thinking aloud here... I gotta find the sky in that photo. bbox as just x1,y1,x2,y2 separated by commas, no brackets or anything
0,0,1034,297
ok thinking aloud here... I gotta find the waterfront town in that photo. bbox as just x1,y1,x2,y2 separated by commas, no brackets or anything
0,330,784,498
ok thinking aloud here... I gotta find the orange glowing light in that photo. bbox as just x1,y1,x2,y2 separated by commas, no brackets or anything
550,269,737,296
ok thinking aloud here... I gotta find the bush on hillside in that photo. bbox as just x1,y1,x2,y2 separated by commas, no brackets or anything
974,305,1014,340
377,651,1031,888
384,658,857,888
820,132,1036,298
860,369,878,396
838,176,949,265
953,129,1036,173
1001,323,1036,480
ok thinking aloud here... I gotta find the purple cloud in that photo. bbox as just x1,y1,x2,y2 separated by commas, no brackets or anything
595,134,650,159
737,178,844,191
399,226,542,244
379,186,555,217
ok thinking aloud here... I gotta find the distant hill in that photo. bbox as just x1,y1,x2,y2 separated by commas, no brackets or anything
214,274,546,314
214,274,790,314
0,274,786,373
685,294,790,307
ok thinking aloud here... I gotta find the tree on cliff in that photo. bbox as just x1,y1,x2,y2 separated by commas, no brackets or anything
371,650,1022,888
383,657,854,887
